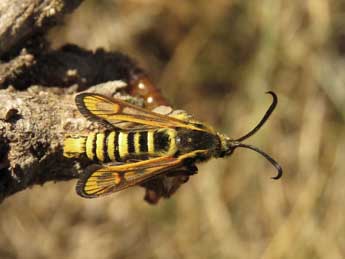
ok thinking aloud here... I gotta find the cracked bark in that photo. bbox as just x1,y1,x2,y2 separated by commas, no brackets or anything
0,0,82,56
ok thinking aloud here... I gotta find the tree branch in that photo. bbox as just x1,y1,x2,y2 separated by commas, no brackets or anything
0,45,144,90
0,0,82,56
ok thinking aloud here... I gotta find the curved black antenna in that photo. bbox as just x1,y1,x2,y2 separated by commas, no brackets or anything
229,91,282,179
235,91,277,142
231,142,283,179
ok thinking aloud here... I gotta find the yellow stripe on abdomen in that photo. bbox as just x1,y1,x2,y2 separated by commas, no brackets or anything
166,129,177,155
96,133,105,162
134,132,140,154
107,131,116,161
118,132,128,159
86,133,96,160
147,130,155,155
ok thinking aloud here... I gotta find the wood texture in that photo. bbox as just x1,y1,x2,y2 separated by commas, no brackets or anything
0,0,82,56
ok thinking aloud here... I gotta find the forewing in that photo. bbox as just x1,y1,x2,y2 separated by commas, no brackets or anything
76,156,185,198
75,93,208,131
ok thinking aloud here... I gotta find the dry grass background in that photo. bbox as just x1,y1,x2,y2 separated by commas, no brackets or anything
1,0,345,258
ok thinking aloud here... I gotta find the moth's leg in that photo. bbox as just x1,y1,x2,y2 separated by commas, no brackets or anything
141,177,165,204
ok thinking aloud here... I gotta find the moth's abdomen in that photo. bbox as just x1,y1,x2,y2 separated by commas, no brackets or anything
86,132,111,162
116,129,177,159
63,129,177,163
86,131,121,162
64,132,116,162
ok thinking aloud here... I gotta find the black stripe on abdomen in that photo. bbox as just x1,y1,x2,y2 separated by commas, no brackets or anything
114,131,121,161
139,131,148,153
128,132,135,154
154,130,170,152
103,131,110,162
92,134,97,161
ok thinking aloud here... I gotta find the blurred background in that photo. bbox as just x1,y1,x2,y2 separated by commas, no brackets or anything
1,0,345,258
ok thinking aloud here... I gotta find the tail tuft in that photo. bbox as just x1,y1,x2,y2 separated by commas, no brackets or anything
63,136,86,158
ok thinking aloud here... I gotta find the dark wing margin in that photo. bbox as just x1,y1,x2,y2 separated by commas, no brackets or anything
75,93,121,128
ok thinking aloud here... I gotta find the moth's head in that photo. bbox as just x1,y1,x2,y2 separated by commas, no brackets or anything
218,134,234,157
217,91,282,180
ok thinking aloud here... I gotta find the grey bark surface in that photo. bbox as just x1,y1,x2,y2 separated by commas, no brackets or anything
0,45,143,89
0,0,82,56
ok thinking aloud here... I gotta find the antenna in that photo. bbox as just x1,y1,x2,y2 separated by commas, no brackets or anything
235,91,277,142
231,142,282,179
231,91,282,179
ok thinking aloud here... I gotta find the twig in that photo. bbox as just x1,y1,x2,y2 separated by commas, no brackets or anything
0,0,82,56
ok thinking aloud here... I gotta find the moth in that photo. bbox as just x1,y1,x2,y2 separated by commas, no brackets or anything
64,92,282,199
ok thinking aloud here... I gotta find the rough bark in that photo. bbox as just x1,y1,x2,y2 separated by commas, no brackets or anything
0,0,82,56
0,44,144,90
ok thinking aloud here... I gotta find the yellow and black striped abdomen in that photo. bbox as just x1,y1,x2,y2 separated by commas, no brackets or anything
64,129,177,163
84,131,119,162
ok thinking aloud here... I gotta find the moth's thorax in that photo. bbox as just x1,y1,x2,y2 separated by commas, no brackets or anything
175,128,221,156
